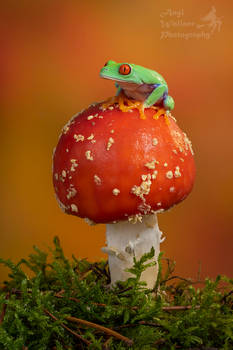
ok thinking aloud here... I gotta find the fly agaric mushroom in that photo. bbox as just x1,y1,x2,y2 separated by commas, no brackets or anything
52,101,195,288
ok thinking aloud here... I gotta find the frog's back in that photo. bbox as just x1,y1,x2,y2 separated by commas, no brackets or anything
132,64,166,85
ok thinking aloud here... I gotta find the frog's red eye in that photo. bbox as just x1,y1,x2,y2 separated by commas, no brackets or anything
119,64,131,75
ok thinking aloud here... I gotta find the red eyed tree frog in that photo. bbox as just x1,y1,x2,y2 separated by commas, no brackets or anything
100,60,174,111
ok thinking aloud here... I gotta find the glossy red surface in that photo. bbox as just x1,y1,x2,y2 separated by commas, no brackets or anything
53,105,195,223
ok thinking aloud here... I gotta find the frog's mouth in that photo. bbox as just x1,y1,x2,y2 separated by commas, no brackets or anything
100,73,124,82
100,74,115,81
100,73,142,86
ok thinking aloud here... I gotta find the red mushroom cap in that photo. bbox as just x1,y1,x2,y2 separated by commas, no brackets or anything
52,104,195,223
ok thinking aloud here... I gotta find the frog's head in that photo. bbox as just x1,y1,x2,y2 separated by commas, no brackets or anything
100,60,143,84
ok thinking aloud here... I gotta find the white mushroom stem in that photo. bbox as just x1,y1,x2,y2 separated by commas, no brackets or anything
101,214,164,289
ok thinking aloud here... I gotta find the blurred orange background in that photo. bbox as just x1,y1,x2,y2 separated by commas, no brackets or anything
1,0,232,281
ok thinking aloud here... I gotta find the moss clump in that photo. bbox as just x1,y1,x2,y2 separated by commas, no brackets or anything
0,237,232,349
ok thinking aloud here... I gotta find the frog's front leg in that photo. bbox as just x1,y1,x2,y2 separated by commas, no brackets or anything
101,84,125,110
115,84,136,106
115,83,135,106
115,82,122,96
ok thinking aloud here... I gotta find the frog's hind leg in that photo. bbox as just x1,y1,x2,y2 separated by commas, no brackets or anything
144,84,167,108
163,95,174,110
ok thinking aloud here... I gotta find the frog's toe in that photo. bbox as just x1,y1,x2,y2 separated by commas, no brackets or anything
163,95,174,110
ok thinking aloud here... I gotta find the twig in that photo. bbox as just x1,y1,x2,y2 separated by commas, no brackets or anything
179,348,219,350
92,262,110,281
66,315,133,346
0,292,10,324
55,291,106,307
117,321,164,329
154,338,166,345
55,291,199,312
221,290,233,304
115,286,133,295
139,321,162,327
161,275,195,285
114,323,139,330
55,290,81,304
162,305,200,311
162,257,176,277
44,309,91,346
102,337,112,350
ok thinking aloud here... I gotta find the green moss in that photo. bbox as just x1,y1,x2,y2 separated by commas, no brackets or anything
0,237,232,349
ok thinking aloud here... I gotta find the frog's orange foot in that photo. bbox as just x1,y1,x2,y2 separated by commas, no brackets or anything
118,95,142,113
101,96,119,110
116,93,145,119
137,104,147,120
101,93,142,115
151,106,170,125
101,95,170,123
